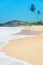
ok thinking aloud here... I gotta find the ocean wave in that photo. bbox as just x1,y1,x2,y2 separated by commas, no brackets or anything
0,27,23,35
0,27,24,49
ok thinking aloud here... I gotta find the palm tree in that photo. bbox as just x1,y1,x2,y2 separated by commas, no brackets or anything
30,4,35,12
30,4,41,22
30,4,36,22
37,10,41,22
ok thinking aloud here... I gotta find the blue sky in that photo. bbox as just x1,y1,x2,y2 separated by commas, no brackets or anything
0,0,43,23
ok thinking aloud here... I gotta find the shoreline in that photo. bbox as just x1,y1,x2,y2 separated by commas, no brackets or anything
2,34,43,65
0,26,43,65
0,26,35,65
0,26,37,49
0,27,23,49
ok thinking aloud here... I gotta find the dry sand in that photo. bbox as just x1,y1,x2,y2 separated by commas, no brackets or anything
2,26,43,65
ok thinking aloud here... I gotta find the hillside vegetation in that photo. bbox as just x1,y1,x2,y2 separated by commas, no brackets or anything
0,20,43,27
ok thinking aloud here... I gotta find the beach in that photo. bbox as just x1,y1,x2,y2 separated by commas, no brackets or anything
0,26,43,65
0,26,33,65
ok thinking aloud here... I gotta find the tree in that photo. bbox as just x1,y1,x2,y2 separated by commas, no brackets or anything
30,4,41,22
30,4,35,12
30,4,36,22
37,10,41,22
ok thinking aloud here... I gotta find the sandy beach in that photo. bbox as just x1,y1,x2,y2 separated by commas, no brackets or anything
0,26,33,65
1,26,43,65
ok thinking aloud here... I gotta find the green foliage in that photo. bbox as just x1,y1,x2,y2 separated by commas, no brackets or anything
30,4,41,22
30,21,43,25
38,10,41,14
30,4,35,12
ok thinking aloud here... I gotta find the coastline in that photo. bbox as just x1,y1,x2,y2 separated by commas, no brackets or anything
0,26,34,65
0,26,37,49
0,26,43,65
2,33,43,65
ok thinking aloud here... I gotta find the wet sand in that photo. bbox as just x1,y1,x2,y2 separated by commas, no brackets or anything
2,26,43,65
15,29,41,35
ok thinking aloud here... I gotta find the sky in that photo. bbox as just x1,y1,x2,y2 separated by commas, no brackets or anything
0,0,43,23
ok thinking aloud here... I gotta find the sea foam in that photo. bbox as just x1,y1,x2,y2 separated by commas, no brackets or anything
0,27,33,65
0,27,23,35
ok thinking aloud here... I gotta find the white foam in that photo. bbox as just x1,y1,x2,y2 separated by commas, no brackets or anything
0,35,35,49
0,52,33,65
0,27,35,49
0,27,23,35
0,27,33,65
0,27,23,49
